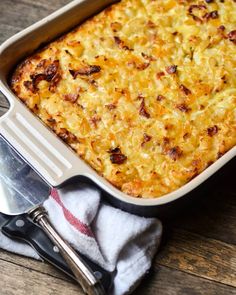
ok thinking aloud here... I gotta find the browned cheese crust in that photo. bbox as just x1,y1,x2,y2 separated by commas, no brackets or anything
11,0,236,198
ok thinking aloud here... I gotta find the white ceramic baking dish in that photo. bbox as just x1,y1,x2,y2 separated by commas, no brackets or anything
0,0,235,216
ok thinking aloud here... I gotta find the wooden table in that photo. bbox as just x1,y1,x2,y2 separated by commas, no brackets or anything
0,1,235,294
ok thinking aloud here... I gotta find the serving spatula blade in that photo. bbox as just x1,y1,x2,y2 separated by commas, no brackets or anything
0,136,107,295
0,137,50,215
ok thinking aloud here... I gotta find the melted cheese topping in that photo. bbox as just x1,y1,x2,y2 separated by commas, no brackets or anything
11,0,236,198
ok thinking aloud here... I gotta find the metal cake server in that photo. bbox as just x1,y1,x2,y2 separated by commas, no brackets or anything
0,212,113,292
0,136,107,295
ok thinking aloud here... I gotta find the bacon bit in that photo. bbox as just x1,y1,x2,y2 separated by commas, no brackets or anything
34,55,42,61
147,20,156,28
24,80,35,93
228,30,236,44
207,125,219,136
78,65,101,76
88,79,98,87
11,71,22,84
200,104,205,111
109,147,121,154
136,62,150,70
176,103,191,112
204,10,219,20
156,95,165,101
222,76,227,85
47,118,56,124
191,14,203,23
141,52,156,62
76,103,84,110
136,94,145,101
105,104,117,110
36,59,47,70
58,128,77,143
139,99,150,118
110,153,127,164
109,147,127,164
65,49,72,56
218,25,225,31
141,134,152,147
156,71,165,80
115,88,127,96
210,10,219,19
110,22,122,32
33,60,59,83
188,4,207,14
189,15,203,23
167,146,183,161
29,60,61,92
188,4,207,23
163,137,170,146
165,124,174,130
189,35,199,44
217,25,227,38
114,36,132,51
30,73,47,89
49,72,62,92
64,94,79,103
183,132,190,140
90,116,101,128
69,70,76,78
179,84,192,95
121,89,127,95
45,60,60,81
166,65,177,74
69,65,101,79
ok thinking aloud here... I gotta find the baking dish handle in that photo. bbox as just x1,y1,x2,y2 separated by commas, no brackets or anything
0,99,90,187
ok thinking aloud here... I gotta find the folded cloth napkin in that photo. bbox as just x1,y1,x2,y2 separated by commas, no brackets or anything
0,183,162,295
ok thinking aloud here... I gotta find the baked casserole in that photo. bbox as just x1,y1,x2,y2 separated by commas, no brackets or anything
11,0,236,198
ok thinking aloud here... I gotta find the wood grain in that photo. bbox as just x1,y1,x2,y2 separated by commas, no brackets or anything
0,97,9,109
157,229,236,287
0,0,70,32
0,249,73,282
1,249,235,295
0,0,235,294
135,265,236,295
0,258,82,295
0,107,7,117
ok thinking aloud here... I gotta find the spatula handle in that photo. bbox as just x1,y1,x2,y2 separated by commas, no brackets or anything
1,214,113,291
29,206,106,295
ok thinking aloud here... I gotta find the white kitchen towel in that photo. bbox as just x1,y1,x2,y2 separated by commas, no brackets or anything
0,183,162,295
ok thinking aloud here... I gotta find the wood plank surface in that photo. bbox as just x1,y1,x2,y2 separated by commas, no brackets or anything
0,0,235,294
0,258,82,295
157,229,236,287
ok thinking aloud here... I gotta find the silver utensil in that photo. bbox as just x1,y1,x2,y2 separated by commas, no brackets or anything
0,136,106,295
